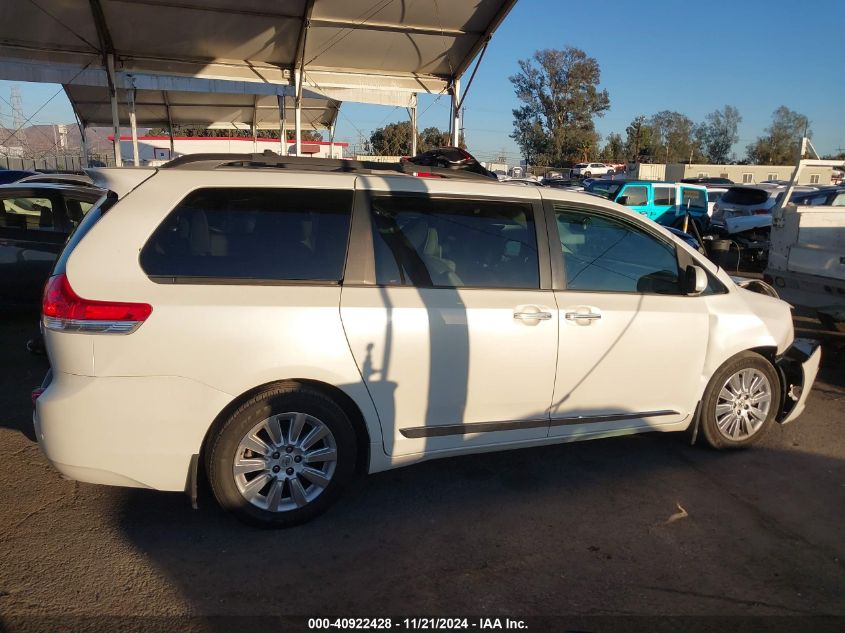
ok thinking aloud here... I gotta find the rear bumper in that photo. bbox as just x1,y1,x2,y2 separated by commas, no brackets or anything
775,339,822,424
33,371,232,491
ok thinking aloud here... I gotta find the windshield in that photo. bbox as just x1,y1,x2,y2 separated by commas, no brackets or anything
586,181,623,199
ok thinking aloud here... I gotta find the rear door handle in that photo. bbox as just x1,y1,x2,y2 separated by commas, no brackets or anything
565,311,602,322
514,311,552,321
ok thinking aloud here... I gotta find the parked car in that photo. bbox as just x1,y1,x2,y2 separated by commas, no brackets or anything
542,178,583,191
0,169,38,185
710,184,818,234
572,162,615,177
705,187,729,216
586,179,710,232
787,186,845,207
33,152,820,527
17,173,96,187
681,177,734,185
0,183,104,309
501,177,544,187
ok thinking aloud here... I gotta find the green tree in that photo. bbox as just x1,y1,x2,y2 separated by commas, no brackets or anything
369,122,461,156
599,132,624,163
624,115,656,161
509,47,610,165
648,111,696,163
370,121,414,155
746,106,811,165
700,105,741,163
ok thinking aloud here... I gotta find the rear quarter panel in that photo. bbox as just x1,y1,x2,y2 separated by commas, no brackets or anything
63,169,383,453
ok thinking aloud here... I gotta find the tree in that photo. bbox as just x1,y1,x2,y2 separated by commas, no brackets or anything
647,111,696,163
746,106,811,165
699,105,741,163
287,130,323,142
509,47,610,165
145,126,323,142
599,132,624,163
370,121,414,156
369,122,459,156
624,115,658,162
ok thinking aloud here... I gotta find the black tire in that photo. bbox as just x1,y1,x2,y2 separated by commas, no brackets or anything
584,171,592,177
207,383,357,527
699,352,781,450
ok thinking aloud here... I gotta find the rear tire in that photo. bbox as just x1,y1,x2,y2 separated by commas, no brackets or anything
207,383,357,527
699,352,780,450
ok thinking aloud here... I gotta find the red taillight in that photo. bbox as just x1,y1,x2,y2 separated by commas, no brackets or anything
42,274,151,334
753,208,770,215
412,172,443,179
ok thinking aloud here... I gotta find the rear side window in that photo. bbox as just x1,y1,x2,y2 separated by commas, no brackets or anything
680,188,707,211
722,187,769,205
653,186,676,206
370,195,539,289
619,186,648,206
140,188,352,283
0,196,54,230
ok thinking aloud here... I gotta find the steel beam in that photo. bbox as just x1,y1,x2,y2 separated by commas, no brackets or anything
106,54,122,166
450,79,460,146
409,94,418,157
162,90,175,155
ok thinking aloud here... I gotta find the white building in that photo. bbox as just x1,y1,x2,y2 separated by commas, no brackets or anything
116,135,348,165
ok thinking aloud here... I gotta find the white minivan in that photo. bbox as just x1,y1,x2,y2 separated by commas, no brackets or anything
33,153,821,526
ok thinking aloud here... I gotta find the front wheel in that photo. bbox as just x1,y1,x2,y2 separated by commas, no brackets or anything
699,352,781,449
207,384,357,527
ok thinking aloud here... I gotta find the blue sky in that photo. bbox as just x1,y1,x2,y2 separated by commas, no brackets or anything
1,0,842,163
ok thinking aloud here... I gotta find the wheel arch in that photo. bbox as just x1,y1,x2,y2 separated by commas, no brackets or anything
200,379,373,479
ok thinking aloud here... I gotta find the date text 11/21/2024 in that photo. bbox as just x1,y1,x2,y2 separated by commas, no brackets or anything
307,618,529,630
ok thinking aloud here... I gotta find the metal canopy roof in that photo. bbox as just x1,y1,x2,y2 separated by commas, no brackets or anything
0,0,517,104
64,85,340,131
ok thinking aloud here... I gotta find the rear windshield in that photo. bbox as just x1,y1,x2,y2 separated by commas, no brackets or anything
721,187,770,205
51,191,112,276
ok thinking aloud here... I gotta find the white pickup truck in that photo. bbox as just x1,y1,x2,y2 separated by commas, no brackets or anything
764,144,845,327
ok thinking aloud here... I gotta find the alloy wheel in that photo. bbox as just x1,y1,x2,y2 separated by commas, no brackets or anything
715,368,772,440
232,412,338,512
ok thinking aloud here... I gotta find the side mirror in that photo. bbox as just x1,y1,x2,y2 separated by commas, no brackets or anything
686,265,708,295
617,195,629,206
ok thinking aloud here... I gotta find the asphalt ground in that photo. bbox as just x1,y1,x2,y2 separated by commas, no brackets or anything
0,312,843,632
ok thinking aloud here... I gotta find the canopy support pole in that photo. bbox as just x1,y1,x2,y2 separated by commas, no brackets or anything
128,87,139,166
450,78,461,147
294,70,303,157
80,124,89,169
409,93,418,156
106,53,121,166
277,94,286,155
252,94,259,153
70,101,89,168
162,90,175,156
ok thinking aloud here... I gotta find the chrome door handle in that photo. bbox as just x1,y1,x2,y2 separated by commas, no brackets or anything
565,311,602,321
513,311,552,321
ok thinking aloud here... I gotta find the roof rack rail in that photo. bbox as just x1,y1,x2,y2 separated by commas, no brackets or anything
161,149,498,182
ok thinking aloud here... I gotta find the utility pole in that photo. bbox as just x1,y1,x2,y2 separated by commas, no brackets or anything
460,106,466,147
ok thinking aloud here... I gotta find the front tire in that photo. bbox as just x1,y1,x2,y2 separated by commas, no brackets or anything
207,383,357,527
699,352,780,449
